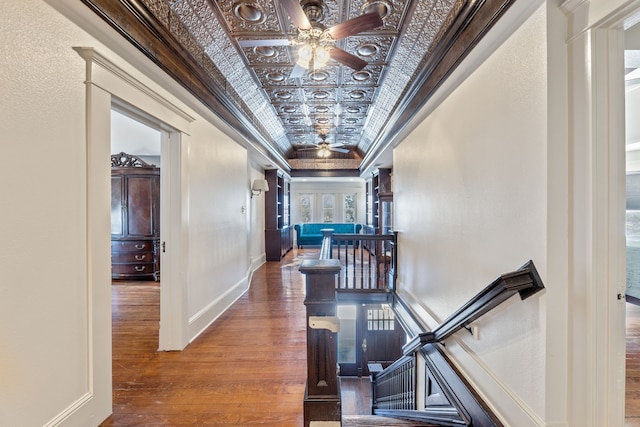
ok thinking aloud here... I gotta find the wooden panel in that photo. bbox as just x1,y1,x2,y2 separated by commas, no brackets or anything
264,170,292,261
111,262,156,278
111,240,153,252
126,176,155,237
111,175,124,236
111,252,154,263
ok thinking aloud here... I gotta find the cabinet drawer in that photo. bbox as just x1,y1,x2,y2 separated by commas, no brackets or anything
111,240,154,252
111,252,154,263
112,262,155,276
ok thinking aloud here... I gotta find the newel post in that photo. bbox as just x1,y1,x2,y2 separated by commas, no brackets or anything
299,258,341,427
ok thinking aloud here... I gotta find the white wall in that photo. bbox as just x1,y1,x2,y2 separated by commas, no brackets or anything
184,120,251,340
394,4,550,425
248,161,267,270
0,1,112,425
0,0,264,425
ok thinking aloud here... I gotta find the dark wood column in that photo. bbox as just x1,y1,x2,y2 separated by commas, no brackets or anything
299,259,341,427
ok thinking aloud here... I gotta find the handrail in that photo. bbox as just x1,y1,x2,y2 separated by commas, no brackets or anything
371,261,544,426
318,229,546,426
319,229,333,260
402,260,544,355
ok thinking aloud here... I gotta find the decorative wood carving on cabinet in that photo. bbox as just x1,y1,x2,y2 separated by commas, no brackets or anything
111,152,160,281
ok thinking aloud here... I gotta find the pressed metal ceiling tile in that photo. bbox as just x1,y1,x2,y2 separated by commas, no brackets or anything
88,0,494,169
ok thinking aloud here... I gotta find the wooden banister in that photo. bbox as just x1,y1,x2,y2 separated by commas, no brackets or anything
371,261,545,426
318,228,398,293
403,260,544,355
299,256,341,426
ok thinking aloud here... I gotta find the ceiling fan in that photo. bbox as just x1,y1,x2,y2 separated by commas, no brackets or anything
299,134,349,157
238,0,384,78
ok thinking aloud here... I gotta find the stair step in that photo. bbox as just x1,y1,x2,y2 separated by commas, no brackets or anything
342,415,437,426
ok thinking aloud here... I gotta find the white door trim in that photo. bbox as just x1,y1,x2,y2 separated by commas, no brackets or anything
562,2,629,425
75,47,193,355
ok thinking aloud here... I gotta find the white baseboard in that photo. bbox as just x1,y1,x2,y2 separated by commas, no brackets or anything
187,275,249,343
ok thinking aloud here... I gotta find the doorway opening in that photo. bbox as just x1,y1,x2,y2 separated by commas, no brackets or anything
337,303,406,377
110,106,163,352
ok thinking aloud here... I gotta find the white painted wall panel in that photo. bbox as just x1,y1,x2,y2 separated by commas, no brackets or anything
394,5,548,424
0,1,111,426
0,0,260,424
187,119,250,325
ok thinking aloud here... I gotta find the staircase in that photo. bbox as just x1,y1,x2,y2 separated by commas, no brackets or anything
304,234,541,426
340,377,436,427
342,415,437,426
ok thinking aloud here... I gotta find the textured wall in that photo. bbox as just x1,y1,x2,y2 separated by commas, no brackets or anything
393,5,548,425
0,1,112,425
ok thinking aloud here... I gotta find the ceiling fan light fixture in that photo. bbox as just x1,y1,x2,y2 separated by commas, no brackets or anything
302,1,325,22
298,43,314,63
314,46,330,66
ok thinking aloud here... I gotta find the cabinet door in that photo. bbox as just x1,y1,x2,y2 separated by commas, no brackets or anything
111,175,124,236
126,175,159,238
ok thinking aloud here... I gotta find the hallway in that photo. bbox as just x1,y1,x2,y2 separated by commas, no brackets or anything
101,251,310,426
102,252,640,427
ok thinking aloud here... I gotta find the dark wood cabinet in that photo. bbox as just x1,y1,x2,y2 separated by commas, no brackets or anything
364,168,393,258
264,169,293,261
111,152,160,280
366,168,392,234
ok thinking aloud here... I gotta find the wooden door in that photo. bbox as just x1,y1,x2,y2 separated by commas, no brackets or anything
338,304,405,377
359,304,404,376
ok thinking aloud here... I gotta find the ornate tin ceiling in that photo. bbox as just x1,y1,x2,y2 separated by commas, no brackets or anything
81,0,516,172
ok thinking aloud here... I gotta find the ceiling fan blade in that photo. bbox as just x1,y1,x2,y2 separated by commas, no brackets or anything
330,48,367,71
280,0,311,30
289,63,307,79
238,39,292,48
328,142,344,148
328,12,383,40
330,147,350,153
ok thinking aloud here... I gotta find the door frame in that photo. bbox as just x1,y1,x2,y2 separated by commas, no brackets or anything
338,303,404,377
562,1,640,424
77,47,193,352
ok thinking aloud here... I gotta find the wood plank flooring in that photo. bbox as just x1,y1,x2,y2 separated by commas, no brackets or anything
101,250,312,426
102,252,640,426
628,302,640,426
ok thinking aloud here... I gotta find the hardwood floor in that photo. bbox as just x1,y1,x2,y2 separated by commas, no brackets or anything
628,302,640,426
101,250,313,426
104,252,640,426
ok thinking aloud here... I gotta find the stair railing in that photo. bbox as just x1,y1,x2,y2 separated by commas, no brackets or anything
317,228,398,292
297,228,397,426
371,261,545,426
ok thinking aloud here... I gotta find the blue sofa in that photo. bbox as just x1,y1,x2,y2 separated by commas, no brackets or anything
294,223,362,248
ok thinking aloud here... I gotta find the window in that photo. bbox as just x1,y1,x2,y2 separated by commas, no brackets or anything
367,305,395,331
344,193,356,223
300,194,312,223
322,194,335,222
